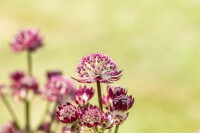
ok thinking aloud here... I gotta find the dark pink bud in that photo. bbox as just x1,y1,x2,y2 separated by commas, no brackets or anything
113,94,134,111
107,86,127,99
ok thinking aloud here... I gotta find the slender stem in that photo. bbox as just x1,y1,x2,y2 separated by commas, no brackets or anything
109,129,112,133
1,96,20,129
34,102,50,131
25,51,32,133
47,103,57,133
25,99,30,133
96,81,103,111
114,125,119,133
27,51,32,76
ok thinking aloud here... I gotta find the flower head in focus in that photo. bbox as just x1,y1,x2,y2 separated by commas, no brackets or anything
73,85,94,106
80,105,103,128
56,102,79,124
112,94,134,112
11,28,43,52
10,71,40,101
107,86,127,99
73,53,122,83
44,76,76,104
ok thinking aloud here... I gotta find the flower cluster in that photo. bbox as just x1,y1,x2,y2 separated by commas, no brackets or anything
56,53,134,133
0,29,134,133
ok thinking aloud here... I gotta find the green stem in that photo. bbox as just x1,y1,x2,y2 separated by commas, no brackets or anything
47,103,57,133
109,129,112,133
114,125,119,133
1,96,20,129
25,99,30,133
25,51,32,133
96,81,103,111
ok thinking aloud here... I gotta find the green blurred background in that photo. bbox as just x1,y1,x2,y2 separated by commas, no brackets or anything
0,0,200,133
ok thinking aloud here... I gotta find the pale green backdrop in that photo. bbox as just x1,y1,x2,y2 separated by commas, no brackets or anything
0,0,200,133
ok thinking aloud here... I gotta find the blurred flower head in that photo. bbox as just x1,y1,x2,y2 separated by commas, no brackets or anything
37,122,53,133
10,71,40,101
56,102,79,124
0,121,25,133
73,85,94,106
11,28,43,52
80,105,103,128
44,76,76,104
113,94,134,112
46,70,62,80
73,53,122,83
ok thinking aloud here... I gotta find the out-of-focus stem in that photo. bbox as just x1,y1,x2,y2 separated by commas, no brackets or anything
25,51,32,133
1,96,20,129
47,103,57,133
114,125,119,133
108,129,112,133
96,81,103,111
25,99,30,133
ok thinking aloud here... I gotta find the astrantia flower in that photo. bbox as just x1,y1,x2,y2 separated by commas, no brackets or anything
101,112,114,129
107,86,127,99
11,28,43,52
113,94,134,111
47,70,62,80
0,121,25,133
0,121,15,133
56,102,79,123
102,95,112,110
73,85,94,106
44,76,76,104
81,105,103,127
73,53,122,83
10,71,40,101
37,122,53,133
112,111,129,125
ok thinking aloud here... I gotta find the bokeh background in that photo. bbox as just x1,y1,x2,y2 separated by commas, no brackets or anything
0,0,200,133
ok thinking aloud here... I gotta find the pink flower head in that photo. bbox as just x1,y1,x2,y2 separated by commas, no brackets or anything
56,102,79,124
10,71,40,101
73,53,122,83
81,105,103,127
101,112,114,129
46,70,62,80
44,76,76,103
0,121,15,133
73,85,95,106
112,111,129,125
113,94,134,112
37,122,52,133
102,95,112,110
107,86,127,99
11,28,43,52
